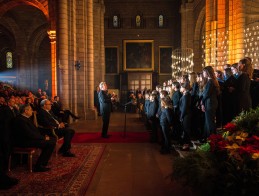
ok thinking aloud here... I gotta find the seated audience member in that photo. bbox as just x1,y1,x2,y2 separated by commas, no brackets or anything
52,96,79,123
42,91,48,99
33,98,41,112
37,99,75,157
0,96,6,107
13,104,56,172
27,91,35,100
14,96,23,111
25,97,36,111
35,88,42,98
0,98,19,169
0,98,19,189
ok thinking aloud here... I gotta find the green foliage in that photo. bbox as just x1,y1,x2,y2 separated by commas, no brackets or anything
171,108,259,196
172,152,220,195
171,152,259,196
232,107,259,134
197,142,210,152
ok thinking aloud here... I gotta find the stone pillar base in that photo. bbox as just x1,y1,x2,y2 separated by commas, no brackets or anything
84,108,97,120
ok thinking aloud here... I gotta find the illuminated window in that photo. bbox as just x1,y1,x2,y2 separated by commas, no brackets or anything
113,15,118,28
6,52,13,68
158,15,164,27
136,15,141,27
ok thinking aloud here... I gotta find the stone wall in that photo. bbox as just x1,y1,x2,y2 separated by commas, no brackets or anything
183,0,259,71
103,0,181,88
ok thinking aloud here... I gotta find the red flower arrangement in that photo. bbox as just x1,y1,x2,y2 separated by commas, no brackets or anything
207,134,228,152
172,107,259,196
202,119,259,164
223,122,237,132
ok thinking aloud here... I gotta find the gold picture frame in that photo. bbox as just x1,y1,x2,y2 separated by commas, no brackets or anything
159,46,173,74
123,40,154,71
105,46,119,74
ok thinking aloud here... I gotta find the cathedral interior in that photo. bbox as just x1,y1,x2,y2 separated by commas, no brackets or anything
0,0,259,196
0,0,259,119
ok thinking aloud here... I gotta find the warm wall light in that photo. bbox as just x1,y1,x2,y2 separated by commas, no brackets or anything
47,30,56,42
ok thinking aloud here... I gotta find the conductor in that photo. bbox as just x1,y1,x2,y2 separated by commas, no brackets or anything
98,82,112,138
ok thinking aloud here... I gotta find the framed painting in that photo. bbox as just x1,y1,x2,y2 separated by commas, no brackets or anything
105,46,119,74
159,46,173,74
123,40,154,71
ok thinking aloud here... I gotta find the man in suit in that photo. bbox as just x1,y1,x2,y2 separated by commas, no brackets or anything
13,104,56,172
0,98,19,189
51,96,79,123
37,99,75,157
35,88,43,98
98,82,112,138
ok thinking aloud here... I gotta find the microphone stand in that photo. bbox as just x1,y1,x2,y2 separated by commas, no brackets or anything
123,101,132,138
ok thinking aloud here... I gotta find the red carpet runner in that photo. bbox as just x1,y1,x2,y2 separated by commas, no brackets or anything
72,132,150,143
0,144,105,195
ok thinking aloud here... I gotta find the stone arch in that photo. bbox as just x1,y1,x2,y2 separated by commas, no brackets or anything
194,7,205,42
28,24,49,59
193,6,205,71
0,17,26,52
0,25,16,72
0,0,49,20
0,5,50,89
27,23,50,90
0,17,27,74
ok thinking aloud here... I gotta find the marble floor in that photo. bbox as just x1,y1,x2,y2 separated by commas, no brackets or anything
71,112,194,196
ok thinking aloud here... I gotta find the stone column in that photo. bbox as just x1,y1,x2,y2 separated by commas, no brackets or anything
93,1,104,86
205,0,217,66
47,30,57,97
85,0,97,119
180,1,194,49
57,1,69,108
227,0,245,63
217,0,227,69
100,1,105,82
234,0,245,62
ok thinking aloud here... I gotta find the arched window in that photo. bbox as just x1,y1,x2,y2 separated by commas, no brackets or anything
113,15,118,28
6,51,13,68
136,15,141,27
158,15,164,28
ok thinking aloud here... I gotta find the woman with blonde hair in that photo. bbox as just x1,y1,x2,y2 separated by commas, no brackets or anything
201,66,220,142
